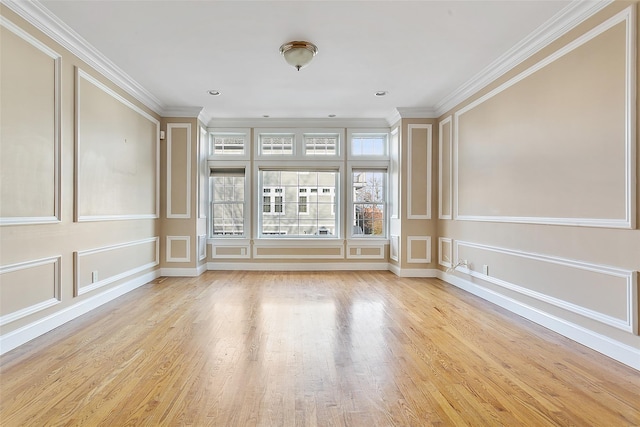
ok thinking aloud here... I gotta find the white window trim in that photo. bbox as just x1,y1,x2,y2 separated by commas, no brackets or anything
208,128,251,160
254,161,343,240
347,128,390,160
207,160,251,240
347,161,390,239
254,128,345,160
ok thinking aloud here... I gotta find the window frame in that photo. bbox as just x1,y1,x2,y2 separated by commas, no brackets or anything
208,128,251,160
254,162,343,240
207,161,251,240
254,128,344,161
347,161,389,240
347,128,390,160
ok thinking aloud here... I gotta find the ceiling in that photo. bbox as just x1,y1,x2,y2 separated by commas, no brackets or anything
34,0,580,121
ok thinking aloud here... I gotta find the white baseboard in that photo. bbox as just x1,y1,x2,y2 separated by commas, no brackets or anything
160,266,206,277
438,271,640,372
0,270,160,355
388,264,439,278
207,261,390,271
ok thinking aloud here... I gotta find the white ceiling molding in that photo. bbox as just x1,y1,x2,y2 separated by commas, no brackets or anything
396,107,438,119
163,106,204,118
434,0,613,117
2,0,165,115
207,117,390,129
385,110,402,128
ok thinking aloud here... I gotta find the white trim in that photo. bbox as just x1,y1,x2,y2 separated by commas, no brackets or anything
166,236,191,263
406,124,432,219
163,106,203,118
209,118,389,129
407,236,431,264
166,123,192,219
210,242,251,259
438,237,452,268
454,240,637,333
1,0,165,115
0,270,159,355
198,234,207,261
207,261,389,271
438,270,640,372
74,237,159,296
253,241,345,259
453,7,636,229
389,127,400,219
159,267,204,277
346,240,386,260
0,16,61,226
0,256,61,326
388,265,438,278
198,126,208,219
390,235,399,262
396,107,438,119
438,116,452,220
434,0,614,116
75,68,160,222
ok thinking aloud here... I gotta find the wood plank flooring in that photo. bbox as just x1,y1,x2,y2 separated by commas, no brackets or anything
1,271,639,426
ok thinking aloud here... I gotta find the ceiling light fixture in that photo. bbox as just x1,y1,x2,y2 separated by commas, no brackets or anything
279,41,318,71
374,91,387,97
208,90,221,96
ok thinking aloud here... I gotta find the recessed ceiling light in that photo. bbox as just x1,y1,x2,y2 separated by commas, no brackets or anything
208,90,221,96
263,115,270,118
374,91,388,97
328,114,336,118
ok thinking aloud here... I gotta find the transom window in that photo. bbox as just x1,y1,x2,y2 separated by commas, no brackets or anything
351,133,388,157
304,134,338,155
259,170,338,237
260,134,294,155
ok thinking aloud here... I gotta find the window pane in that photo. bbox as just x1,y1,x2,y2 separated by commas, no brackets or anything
304,134,338,155
260,134,294,155
351,134,388,156
352,170,386,237
211,134,245,156
259,170,337,237
211,173,246,237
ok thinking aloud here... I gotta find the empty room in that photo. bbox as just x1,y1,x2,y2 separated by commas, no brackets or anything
1,0,639,425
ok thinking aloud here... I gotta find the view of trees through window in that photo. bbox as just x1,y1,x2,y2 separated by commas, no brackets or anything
210,172,245,235
352,171,385,236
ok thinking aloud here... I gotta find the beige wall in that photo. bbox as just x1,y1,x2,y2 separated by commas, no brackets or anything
437,2,639,356
0,6,160,340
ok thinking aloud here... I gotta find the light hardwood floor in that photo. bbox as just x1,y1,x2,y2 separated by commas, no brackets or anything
1,271,638,426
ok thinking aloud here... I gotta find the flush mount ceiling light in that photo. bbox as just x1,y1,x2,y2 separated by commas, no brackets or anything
208,90,221,96
279,41,318,71
374,91,388,97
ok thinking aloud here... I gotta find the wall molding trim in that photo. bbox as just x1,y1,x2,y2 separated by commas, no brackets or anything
454,240,637,333
0,256,61,326
438,237,453,269
438,270,640,372
0,270,159,355
434,0,614,116
207,262,390,271
406,124,432,220
438,116,453,220
453,6,636,229
0,16,61,226
166,123,192,219
166,236,191,263
74,237,159,296
75,68,160,222
407,236,432,264
159,266,206,277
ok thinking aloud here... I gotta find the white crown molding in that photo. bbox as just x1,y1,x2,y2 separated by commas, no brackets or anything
2,0,165,115
207,117,390,129
434,0,613,117
385,109,402,127
163,106,204,118
395,107,438,119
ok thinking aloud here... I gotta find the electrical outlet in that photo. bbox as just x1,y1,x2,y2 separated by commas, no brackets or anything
92,271,99,283
482,264,489,275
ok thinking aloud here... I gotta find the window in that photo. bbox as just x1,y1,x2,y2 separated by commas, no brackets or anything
212,134,244,155
304,134,338,155
351,133,388,157
208,129,250,159
210,168,246,236
352,170,386,237
260,134,294,155
259,170,338,237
